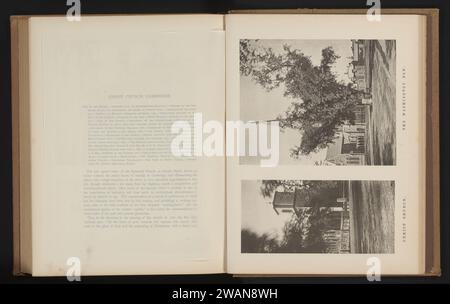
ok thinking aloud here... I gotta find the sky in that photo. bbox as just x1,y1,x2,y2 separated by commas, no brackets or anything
241,180,292,241
240,39,353,165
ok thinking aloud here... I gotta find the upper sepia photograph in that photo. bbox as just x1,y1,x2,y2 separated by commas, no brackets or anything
239,39,396,166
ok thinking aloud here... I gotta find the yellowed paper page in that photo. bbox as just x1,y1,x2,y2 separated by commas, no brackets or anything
226,14,426,275
29,15,225,276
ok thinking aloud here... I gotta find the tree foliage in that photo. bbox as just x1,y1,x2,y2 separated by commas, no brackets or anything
240,39,362,155
241,208,334,253
241,228,279,253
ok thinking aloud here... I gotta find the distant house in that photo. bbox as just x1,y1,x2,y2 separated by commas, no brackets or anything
351,39,365,64
323,229,351,253
325,131,365,166
272,188,346,216
323,104,367,166
352,65,367,91
271,185,351,254
349,40,372,99
351,104,367,125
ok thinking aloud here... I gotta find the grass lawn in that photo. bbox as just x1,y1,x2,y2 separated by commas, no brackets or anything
349,180,395,253
364,40,397,165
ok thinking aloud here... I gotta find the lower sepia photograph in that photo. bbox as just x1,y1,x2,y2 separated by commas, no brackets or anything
241,180,395,254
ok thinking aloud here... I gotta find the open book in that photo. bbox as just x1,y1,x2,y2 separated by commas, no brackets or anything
11,10,440,276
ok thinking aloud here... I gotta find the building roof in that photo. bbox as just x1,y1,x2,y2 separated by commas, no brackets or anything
272,188,314,213
326,154,348,166
294,188,313,208
272,191,295,208
273,184,341,212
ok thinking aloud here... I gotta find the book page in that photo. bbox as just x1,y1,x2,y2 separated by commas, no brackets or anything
225,14,426,275
28,15,225,275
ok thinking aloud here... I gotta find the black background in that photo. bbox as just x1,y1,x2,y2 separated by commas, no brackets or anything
0,0,448,285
